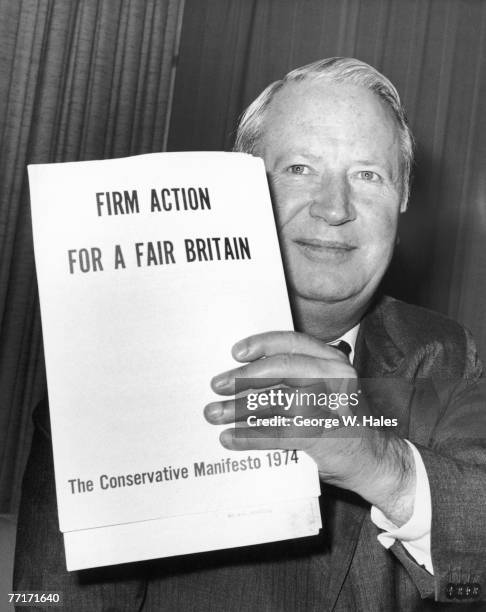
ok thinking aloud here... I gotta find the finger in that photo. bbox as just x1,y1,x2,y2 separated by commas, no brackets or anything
211,354,356,394
205,394,298,425
219,428,315,452
204,398,235,423
205,385,355,425
206,397,277,425
232,331,349,363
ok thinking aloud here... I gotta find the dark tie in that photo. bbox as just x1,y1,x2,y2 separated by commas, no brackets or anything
333,340,352,359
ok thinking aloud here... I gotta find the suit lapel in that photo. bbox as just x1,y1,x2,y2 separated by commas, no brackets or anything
324,296,409,610
321,487,369,610
354,295,405,378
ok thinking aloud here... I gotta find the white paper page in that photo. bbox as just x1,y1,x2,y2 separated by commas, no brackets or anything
29,152,320,542
63,497,322,571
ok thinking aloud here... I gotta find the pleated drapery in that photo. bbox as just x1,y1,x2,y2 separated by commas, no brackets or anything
169,0,486,359
0,0,184,514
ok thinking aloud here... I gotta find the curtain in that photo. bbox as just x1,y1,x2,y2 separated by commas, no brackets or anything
169,0,486,357
0,0,184,514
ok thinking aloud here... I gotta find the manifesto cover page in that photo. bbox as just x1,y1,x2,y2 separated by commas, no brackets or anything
28,152,321,570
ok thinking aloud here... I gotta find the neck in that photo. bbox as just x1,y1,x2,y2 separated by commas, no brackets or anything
291,294,369,341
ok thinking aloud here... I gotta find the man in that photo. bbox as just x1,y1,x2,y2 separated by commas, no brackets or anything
15,58,486,610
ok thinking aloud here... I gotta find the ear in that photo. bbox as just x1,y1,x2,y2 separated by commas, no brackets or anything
400,174,411,213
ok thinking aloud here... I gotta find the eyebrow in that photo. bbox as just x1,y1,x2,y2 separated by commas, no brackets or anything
354,159,385,166
353,159,396,179
273,152,323,165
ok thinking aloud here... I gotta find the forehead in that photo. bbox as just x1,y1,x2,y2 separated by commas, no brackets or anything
259,79,400,164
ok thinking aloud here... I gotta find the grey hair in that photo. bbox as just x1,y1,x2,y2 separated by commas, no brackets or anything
234,57,414,207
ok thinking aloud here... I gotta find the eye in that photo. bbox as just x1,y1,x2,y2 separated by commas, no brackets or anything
287,164,310,175
357,170,381,182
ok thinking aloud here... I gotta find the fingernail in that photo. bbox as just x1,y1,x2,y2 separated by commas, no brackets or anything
220,430,233,448
233,342,248,359
212,376,227,390
205,403,223,419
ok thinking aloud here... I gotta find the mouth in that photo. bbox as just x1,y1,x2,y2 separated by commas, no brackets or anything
292,238,357,262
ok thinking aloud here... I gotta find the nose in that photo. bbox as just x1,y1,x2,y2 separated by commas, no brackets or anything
308,175,356,225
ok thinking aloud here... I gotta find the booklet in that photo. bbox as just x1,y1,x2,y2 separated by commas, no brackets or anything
29,152,322,570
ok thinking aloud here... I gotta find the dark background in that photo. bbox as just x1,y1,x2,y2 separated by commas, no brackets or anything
169,0,486,337
1,0,485,515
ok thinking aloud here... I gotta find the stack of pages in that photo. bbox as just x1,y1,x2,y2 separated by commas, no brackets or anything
29,151,322,571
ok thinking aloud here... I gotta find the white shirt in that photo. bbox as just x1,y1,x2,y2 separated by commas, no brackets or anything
332,324,434,575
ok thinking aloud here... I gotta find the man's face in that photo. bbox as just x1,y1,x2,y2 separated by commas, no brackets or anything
257,79,405,306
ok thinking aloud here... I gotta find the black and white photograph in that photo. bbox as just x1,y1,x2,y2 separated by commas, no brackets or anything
1,1,485,611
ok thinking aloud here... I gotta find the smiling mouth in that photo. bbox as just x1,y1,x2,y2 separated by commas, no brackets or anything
293,238,357,261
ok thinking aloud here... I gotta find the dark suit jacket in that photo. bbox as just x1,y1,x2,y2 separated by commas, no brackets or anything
13,296,486,611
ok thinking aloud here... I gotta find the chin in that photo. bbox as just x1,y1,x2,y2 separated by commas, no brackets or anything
285,261,360,304
290,279,361,304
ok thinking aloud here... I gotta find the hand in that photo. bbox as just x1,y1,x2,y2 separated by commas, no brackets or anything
204,331,416,526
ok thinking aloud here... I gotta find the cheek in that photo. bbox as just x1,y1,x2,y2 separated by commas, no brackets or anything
269,178,310,228
361,207,399,260
373,203,399,236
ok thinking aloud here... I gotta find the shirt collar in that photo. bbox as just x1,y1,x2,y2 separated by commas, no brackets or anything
328,323,360,364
